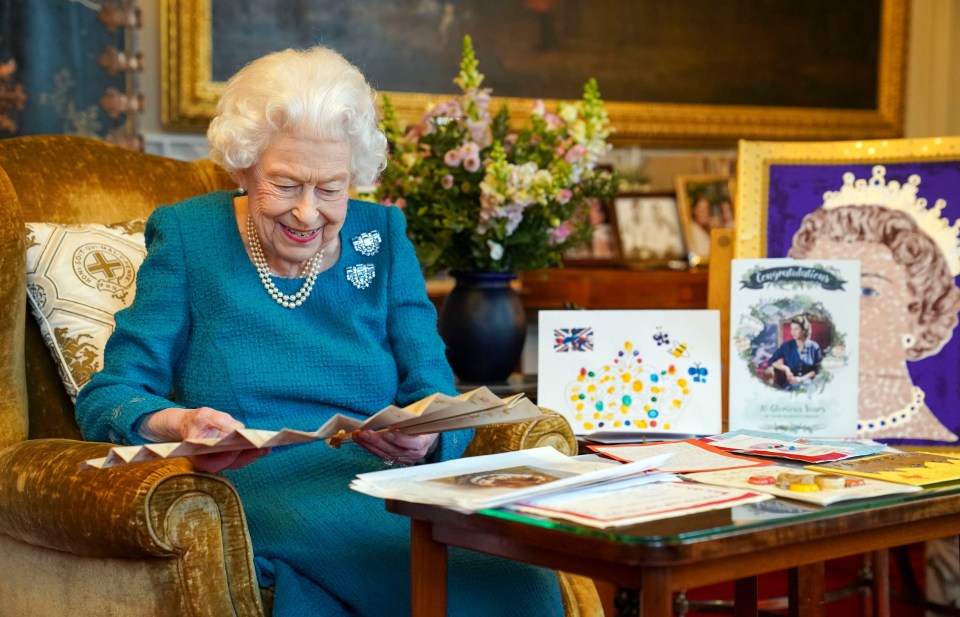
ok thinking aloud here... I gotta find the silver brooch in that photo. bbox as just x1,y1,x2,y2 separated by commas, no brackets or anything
351,231,381,256
345,264,376,289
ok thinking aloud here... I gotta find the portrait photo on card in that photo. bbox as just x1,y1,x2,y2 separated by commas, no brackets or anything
613,192,686,264
728,259,861,438
675,175,735,265
735,137,960,445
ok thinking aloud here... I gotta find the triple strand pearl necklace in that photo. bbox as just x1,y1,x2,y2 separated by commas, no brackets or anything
246,215,324,309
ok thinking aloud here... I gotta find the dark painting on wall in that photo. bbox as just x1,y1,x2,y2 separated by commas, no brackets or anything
210,0,881,109
166,0,907,143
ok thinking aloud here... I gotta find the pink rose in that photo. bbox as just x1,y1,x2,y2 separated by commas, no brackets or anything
564,144,587,163
550,222,573,244
463,154,481,173
441,174,454,190
444,149,463,167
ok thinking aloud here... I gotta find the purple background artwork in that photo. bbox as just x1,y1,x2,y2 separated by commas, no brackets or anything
767,161,960,444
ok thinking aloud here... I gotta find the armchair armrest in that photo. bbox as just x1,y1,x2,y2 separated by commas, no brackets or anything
463,410,577,457
0,439,251,559
0,438,264,616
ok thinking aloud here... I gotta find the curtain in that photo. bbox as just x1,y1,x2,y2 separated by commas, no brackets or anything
0,0,127,138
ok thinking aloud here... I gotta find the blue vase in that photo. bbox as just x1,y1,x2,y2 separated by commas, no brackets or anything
438,272,526,384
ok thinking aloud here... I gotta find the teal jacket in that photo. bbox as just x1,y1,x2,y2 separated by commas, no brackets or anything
76,191,561,616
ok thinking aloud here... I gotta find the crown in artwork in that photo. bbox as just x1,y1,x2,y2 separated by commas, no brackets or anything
822,165,960,276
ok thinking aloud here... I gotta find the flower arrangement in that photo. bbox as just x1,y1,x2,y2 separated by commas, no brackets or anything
374,36,617,276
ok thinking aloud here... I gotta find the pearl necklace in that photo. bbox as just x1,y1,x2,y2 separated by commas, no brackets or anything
246,215,324,309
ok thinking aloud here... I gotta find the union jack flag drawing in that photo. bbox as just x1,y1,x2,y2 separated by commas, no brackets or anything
553,327,593,352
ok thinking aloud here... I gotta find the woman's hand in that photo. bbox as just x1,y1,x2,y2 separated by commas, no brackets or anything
354,430,439,467
138,407,271,473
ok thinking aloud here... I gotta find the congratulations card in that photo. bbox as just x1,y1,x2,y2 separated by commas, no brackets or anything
728,259,860,437
537,310,721,439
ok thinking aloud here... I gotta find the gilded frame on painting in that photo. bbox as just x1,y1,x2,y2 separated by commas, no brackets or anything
162,0,907,146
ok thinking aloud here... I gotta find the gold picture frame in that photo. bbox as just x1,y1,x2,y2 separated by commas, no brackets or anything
612,191,686,267
674,174,735,266
162,0,908,146
734,136,960,259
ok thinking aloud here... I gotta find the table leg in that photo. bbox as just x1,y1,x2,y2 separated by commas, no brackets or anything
788,562,825,617
639,569,673,617
410,519,447,617
870,549,890,617
734,576,759,617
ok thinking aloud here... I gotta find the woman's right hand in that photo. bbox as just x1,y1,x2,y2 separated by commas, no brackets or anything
139,407,270,473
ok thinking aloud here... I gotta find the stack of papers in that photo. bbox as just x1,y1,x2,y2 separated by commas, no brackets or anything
351,446,772,528
350,447,673,513
588,439,772,473
508,478,771,528
81,387,543,470
702,429,887,464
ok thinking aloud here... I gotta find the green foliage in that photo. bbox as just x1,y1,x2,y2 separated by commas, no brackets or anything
374,36,617,276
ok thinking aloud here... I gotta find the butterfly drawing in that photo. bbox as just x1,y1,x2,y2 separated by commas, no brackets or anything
653,327,671,347
688,363,708,383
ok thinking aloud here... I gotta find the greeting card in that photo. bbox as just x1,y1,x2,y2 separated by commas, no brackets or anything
728,259,860,437
537,310,721,439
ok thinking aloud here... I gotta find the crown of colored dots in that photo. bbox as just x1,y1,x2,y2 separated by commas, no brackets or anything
821,165,960,276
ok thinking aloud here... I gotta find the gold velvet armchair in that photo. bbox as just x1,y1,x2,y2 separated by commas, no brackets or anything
0,135,601,617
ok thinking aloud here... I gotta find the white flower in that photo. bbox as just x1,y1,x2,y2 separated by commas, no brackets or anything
487,240,504,261
558,102,578,123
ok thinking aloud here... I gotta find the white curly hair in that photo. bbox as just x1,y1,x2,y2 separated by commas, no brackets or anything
206,46,387,186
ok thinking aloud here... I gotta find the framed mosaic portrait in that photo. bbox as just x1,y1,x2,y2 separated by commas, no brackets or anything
734,136,960,446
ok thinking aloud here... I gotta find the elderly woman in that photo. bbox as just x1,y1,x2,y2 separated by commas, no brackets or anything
764,315,821,389
75,47,563,617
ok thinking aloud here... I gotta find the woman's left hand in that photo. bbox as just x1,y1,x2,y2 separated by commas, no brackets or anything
354,430,439,467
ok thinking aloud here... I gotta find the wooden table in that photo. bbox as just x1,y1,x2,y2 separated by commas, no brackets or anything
387,484,960,616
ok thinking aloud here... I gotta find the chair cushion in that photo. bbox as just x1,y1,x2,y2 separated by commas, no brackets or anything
25,220,146,400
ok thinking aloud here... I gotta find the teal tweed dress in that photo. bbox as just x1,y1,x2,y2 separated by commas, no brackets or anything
75,192,563,617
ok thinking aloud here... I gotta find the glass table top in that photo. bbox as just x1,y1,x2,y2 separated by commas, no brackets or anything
482,480,960,544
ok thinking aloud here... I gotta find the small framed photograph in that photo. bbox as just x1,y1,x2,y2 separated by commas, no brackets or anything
613,192,686,265
563,198,622,265
674,174,736,265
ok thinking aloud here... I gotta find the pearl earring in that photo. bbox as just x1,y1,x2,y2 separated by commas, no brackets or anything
902,333,915,349
237,186,247,196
